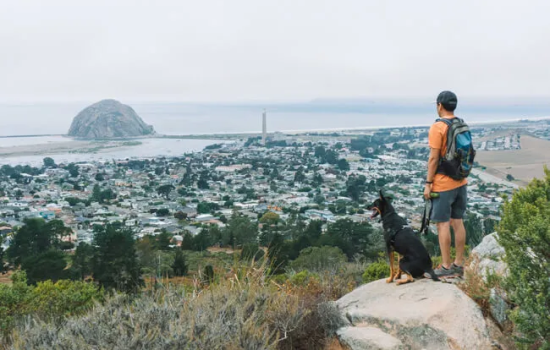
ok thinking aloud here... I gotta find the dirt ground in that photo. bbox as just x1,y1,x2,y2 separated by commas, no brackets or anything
0,270,13,285
476,135,550,183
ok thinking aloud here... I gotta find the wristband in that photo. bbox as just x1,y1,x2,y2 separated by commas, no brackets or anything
425,181,433,184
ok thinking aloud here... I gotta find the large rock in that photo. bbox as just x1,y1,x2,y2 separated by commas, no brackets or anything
470,233,508,280
470,233,512,329
338,326,404,350
335,279,494,350
68,99,155,139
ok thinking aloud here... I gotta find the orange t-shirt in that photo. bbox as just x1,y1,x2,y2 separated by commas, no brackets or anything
428,117,468,192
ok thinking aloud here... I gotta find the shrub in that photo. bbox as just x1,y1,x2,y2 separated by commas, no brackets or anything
362,258,390,284
10,264,305,350
290,246,347,273
498,168,550,348
290,270,318,286
9,262,356,350
0,272,103,341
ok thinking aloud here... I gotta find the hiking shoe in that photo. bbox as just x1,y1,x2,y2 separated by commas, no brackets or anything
428,264,457,278
451,263,464,277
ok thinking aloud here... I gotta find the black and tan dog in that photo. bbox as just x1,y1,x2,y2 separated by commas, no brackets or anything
368,191,439,285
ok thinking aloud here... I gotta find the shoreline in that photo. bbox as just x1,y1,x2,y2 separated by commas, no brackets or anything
0,116,548,140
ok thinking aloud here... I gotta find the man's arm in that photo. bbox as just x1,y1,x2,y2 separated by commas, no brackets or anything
424,148,440,199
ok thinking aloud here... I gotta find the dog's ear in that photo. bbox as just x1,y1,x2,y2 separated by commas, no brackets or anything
379,189,385,202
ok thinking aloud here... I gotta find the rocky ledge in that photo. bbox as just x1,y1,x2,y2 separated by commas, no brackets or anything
335,278,497,350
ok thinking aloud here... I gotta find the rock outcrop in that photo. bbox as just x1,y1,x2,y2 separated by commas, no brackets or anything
469,232,512,329
68,99,154,139
470,232,508,281
335,279,495,350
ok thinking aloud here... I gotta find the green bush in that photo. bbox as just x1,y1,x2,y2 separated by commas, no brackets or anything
0,271,103,340
290,246,347,273
289,270,319,286
9,266,307,350
362,259,390,284
498,168,550,348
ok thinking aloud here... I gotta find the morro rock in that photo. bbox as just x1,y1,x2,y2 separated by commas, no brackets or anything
68,99,155,139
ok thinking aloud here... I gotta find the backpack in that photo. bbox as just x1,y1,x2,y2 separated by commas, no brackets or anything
436,118,476,180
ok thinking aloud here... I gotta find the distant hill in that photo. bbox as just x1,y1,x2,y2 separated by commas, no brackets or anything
68,100,154,139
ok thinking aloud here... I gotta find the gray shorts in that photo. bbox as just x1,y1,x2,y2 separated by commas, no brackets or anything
430,185,467,223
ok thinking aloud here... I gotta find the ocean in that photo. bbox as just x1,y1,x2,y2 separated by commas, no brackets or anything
0,101,548,166
1,101,549,136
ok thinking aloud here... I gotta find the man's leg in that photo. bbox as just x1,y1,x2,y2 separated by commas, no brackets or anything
437,221,452,268
451,218,466,266
428,189,458,277
450,185,468,268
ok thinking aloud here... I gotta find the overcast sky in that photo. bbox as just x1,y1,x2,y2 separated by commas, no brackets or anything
1,0,550,103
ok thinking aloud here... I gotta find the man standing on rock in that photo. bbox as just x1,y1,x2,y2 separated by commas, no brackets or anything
424,91,471,278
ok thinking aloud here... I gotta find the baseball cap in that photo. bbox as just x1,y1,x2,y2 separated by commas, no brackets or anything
436,91,458,110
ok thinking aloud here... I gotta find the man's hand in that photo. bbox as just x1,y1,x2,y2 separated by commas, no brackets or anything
424,183,432,200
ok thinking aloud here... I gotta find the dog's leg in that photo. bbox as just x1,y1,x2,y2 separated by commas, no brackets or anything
396,273,414,285
386,251,395,283
393,255,402,280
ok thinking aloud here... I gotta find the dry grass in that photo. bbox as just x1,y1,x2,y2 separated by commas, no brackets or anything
6,261,352,350
476,135,550,182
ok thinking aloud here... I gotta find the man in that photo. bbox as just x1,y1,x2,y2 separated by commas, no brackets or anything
424,91,467,277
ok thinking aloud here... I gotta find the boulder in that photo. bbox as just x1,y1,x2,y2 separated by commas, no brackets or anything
470,233,512,329
489,288,510,328
337,327,404,350
470,233,508,281
335,279,494,350
68,99,155,139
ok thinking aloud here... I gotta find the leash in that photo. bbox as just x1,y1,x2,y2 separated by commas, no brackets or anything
419,198,433,235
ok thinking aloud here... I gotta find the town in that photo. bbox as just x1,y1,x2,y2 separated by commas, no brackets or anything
0,125,516,258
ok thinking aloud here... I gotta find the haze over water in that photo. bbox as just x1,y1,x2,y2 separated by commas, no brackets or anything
1,102,549,137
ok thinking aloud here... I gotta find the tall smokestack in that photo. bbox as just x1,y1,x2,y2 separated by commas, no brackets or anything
262,109,267,146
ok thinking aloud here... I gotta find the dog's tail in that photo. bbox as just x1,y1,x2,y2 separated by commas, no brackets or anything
425,269,440,282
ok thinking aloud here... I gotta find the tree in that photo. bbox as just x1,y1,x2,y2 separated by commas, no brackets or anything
157,185,175,200
325,149,338,164
92,223,143,294
506,174,515,181
43,157,56,168
197,201,219,214
483,218,497,235
7,218,68,266
346,175,366,201
197,178,209,190
337,158,350,171
69,243,94,280
0,236,6,274
156,208,170,217
193,228,213,251
226,213,258,247
67,163,79,178
91,184,102,203
498,169,550,348
314,146,326,162
172,249,188,276
181,232,195,250
95,173,105,182
293,167,306,183
464,212,484,247
322,219,374,260
174,211,187,221
260,212,280,226
304,220,323,242
22,250,67,285
290,246,347,273
155,230,173,251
